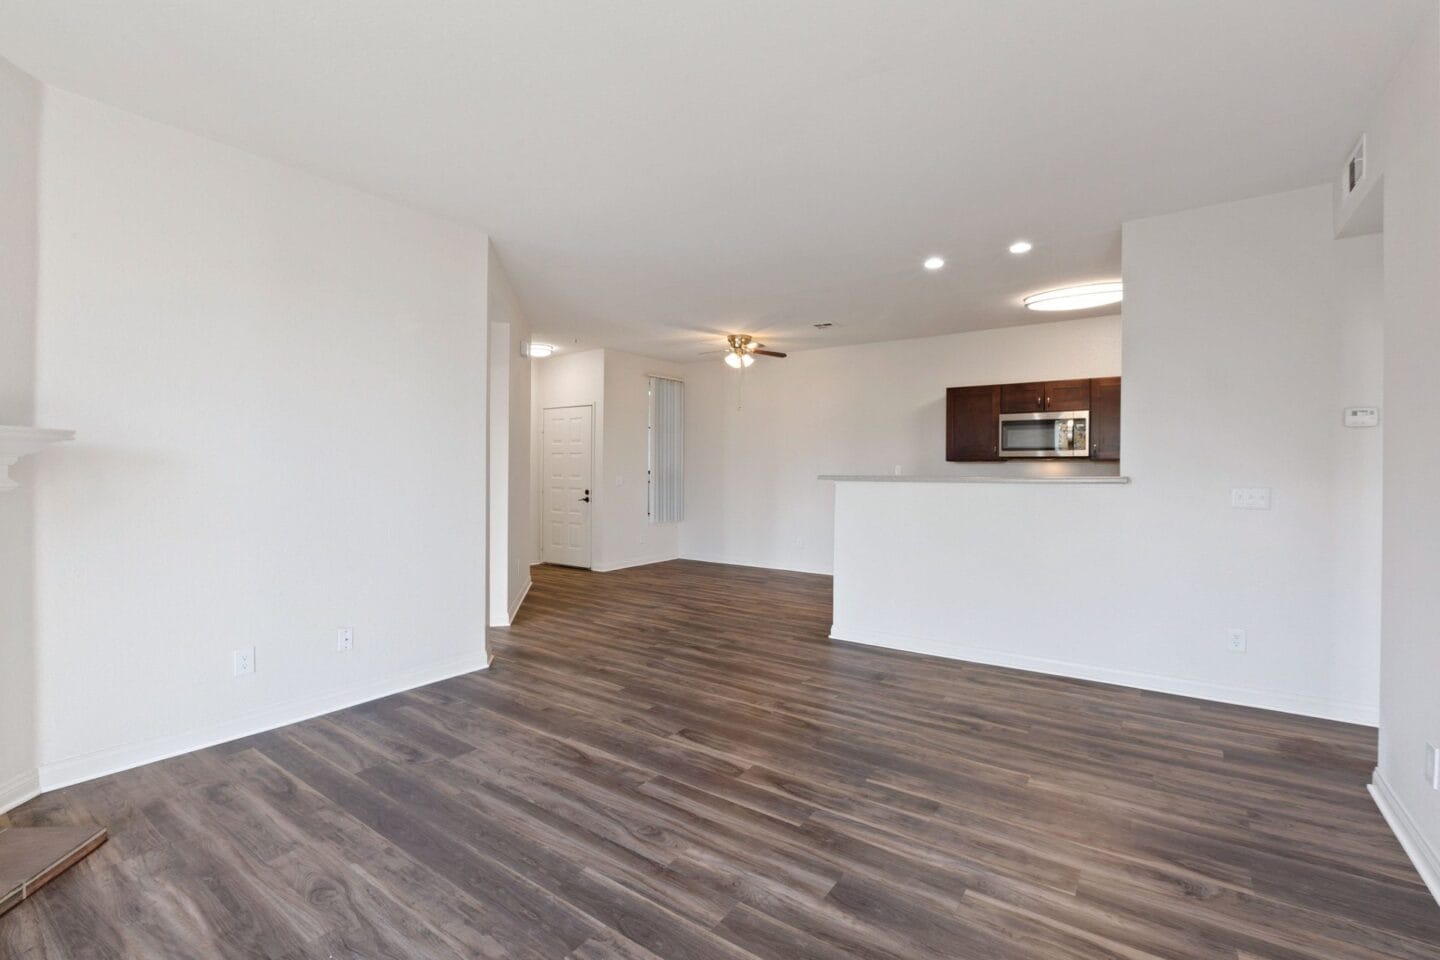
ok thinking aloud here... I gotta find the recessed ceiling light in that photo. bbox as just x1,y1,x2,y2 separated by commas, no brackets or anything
923,256,945,271
1008,240,1033,254
525,342,555,358
1023,281,1123,312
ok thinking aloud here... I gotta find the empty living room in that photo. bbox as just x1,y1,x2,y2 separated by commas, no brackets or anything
3,2,1440,957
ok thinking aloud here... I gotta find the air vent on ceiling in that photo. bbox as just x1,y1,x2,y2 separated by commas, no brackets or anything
1345,135,1366,196
813,322,835,330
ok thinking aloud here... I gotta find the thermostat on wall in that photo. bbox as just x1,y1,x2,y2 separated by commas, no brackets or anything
1344,406,1379,428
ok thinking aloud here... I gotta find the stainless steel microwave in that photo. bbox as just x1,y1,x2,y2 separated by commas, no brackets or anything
998,410,1090,458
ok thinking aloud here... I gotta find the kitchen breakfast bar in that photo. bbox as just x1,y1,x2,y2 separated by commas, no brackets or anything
821,474,1164,697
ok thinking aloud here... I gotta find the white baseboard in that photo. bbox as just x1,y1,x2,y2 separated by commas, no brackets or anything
1371,770,1440,907
592,554,680,573
830,623,1379,726
37,651,491,794
0,767,40,815
679,551,834,576
507,579,532,622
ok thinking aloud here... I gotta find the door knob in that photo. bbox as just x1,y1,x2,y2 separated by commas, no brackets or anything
580,496,590,502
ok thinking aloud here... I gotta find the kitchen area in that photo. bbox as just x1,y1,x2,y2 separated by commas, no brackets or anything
946,376,1121,465
824,373,1135,690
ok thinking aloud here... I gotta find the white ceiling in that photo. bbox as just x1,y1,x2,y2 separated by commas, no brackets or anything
0,1,1425,360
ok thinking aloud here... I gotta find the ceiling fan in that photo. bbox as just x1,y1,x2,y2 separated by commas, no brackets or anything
717,334,787,368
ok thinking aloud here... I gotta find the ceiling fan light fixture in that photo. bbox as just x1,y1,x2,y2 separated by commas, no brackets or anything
725,352,755,369
1023,281,1123,312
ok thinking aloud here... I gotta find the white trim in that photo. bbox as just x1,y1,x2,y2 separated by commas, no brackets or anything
1370,771,1440,907
829,623,1378,726
593,555,677,573
36,651,490,793
507,578,532,622
0,768,40,815
679,551,834,577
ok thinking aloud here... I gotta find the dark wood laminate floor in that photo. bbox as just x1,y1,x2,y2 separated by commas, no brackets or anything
3,560,1438,959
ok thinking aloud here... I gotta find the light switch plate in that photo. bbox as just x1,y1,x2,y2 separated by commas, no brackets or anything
1344,406,1380,428
1230,487,1272,510
1427,743,1440,790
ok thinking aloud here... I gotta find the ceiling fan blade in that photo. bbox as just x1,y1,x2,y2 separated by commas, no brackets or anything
752,349,787,358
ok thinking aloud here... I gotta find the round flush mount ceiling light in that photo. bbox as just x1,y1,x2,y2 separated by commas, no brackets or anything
524,341,555,358
1023,281,1123,312
1008,240,1033,254
923,256,945,271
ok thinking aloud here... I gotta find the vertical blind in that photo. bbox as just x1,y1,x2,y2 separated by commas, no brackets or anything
648,376,684,523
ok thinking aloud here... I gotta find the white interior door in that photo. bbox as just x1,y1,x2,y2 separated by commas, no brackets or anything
543,405,593,568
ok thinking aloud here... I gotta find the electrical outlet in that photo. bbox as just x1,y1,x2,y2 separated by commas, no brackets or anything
233,646,255,677
1427,743,1440,790
337,627,353,653
1230,487,1272,510
1226,628,1247,652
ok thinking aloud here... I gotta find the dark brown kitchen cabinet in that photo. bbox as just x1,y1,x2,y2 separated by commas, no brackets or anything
946,385,1001,462
947,376,1121,462
1043,378,1091,412
999,379,1090,413
1000,382,1046,413
1090,376,1121,461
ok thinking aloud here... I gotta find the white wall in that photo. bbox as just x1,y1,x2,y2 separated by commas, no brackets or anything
488,317,513,624
31,90,491,789
486,245,533,625
1358,4,1440,900
600,349,686,571
832,185,1382,726
532,348,685,572
1118,185,1383,721
682,316,1122,574
0,56,41,811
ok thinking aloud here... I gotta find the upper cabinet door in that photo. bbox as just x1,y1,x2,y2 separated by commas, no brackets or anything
946,385,1002,461
1043,379,1091,412
1000,382,1046,413
1090,377,1121,460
